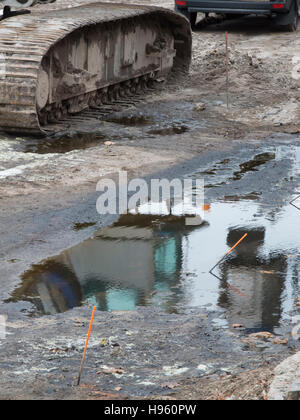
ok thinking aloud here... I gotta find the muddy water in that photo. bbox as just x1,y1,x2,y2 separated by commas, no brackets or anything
23,133,108,154
7,142,300,334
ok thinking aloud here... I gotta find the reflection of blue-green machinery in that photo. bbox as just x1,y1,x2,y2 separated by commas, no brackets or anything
8,214,197,314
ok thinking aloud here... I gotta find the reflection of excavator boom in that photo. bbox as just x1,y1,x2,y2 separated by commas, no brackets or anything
0,0,191,135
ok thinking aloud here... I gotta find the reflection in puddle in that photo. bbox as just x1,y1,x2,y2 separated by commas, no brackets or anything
10,214,198,315
9,198,300,332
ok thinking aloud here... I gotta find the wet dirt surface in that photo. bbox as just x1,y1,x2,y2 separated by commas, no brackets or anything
7,170,300,337
1,0,300,399
4,139,300,331
1,136,300,399
22,134,109,155
0,306,277,400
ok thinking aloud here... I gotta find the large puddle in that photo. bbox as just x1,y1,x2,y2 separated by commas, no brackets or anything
8,194,300,333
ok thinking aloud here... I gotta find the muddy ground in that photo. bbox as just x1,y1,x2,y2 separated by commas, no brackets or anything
0,307,283,400
1,0,300,400
2,1,300,199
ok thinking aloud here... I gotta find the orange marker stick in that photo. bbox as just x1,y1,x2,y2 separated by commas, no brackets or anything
209,233,248,274
77,306,96,386
225,233,248,256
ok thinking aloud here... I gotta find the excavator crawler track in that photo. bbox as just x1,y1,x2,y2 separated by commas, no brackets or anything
0,1,192,135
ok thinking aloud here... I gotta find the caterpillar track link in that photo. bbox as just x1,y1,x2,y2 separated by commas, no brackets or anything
0,1,192,135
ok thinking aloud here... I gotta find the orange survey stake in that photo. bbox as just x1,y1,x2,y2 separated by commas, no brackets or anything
77,305,96,386
209,233,248,274
225,233,248,256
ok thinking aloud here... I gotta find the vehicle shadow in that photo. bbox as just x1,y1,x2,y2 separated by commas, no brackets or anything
194,14,299,35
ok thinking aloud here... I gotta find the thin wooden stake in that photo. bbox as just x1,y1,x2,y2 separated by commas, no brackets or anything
77,306,96,386
225,31,229,109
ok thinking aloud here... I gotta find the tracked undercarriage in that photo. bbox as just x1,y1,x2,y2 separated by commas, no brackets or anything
0,1,192,135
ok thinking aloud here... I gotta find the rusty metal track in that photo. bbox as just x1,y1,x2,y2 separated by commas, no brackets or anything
0,1,191,135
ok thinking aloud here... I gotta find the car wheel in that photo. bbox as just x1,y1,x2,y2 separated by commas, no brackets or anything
223,13,241,20
286,1,298,31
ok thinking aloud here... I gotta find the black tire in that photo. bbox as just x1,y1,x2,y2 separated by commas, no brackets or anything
175,7,197,29
223,13,241,20
284,1,298,32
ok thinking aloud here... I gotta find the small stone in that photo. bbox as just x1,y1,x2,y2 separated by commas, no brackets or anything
248,332,273,341
272,338,289,345
194,102,206,112
232,323,244,329
104,141,115,146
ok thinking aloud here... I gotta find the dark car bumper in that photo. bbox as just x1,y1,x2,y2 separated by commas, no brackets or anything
176,0,289,14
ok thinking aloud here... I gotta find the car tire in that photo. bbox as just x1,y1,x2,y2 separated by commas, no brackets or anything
175,7,197,29
285,1,298,31
223,13,241,20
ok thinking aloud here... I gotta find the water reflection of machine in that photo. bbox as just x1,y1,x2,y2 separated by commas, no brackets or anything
9,214,196,315
218,227,287,332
